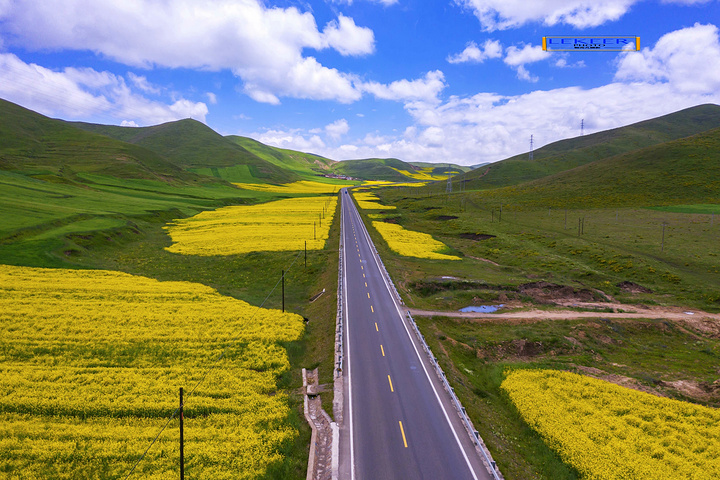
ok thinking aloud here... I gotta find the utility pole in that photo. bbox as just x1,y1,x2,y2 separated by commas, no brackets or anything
180,387,184,480
581,118,584,136
661,223,667,252
304,241,307,268
281,270,285,312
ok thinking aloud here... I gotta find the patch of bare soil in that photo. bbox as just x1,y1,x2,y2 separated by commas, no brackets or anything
476,339,554,362
617,281,653,294
458,232,496,241
572,365,720,405
682,316,720,338
573,365,669,398
519,281,595,304
467,255,500,266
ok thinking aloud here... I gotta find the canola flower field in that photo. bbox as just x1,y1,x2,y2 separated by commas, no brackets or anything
164,195,337,255
353,191,397,210
501,369,720,480
233,180,345,194
390,166,461,181
371,222,460,261
0,264,304,479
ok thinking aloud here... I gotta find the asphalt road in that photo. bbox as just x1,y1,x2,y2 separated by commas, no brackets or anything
338,189,493,480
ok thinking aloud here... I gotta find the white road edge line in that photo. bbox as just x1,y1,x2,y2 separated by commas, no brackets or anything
350,195,480,480
342,195,356,480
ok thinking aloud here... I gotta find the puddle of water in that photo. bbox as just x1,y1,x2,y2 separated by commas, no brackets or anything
459,304,504,313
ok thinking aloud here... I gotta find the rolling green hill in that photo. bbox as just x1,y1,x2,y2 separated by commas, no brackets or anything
460,104,720,189
329,157,419,181
227,135,336,180
409,162,472,174
464,125,720,208
73,119,299,184
0,99,201,184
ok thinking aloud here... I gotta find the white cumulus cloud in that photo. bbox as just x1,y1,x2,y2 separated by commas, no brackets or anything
0,53,207,125
447,39,503,64
325,119,350,139
0,0,374,104
503,44,551,82
454,0,638,31
322,15,375,56
615,23,720,94
302,23,720,165
361,70,447,103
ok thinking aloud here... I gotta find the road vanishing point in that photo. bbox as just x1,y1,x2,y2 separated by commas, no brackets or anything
337,189,494,480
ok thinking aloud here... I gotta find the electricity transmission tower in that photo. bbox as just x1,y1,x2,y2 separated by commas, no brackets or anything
529,134,534,161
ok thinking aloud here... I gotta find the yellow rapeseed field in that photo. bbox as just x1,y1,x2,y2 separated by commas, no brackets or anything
0,264,304,479
353,192,396,210
502,369,720,480
233,180,345,194
164,195,337,255
371,222,460,260
390,166,457,181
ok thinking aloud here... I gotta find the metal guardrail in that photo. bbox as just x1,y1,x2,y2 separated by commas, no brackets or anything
359,208,502,479
405,311,502,480
335,193,344,378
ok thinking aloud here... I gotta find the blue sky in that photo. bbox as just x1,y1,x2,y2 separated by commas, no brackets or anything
1,0,719,166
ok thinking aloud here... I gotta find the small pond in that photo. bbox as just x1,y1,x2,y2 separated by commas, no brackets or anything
458,304,504,313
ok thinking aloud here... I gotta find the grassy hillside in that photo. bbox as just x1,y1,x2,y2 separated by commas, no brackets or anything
461,103,720,189
74,119,299,184
460,125,720,209
227,136,335,179
0,99,200,183
330,157,420,181
409,161,472,174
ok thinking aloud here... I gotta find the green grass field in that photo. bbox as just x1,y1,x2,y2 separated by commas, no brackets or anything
360,189,720,312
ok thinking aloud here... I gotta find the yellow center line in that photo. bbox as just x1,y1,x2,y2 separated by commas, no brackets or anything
365,282,367,287
399,421,408,448
375,322,378,331
362,273,365,278
367,292,370,299
388,375,394,392
380,344,385,356
371,305,374,313
361,266,363,270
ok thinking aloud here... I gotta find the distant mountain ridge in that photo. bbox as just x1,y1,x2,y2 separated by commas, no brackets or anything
464,124,720,208
3,98,718,194
460,104,720,189
0,98,203,184
72,119,299,184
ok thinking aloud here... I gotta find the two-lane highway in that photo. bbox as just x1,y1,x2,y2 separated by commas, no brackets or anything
338,189,492,480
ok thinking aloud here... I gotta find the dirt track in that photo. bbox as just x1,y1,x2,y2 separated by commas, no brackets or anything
408,302,720,336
